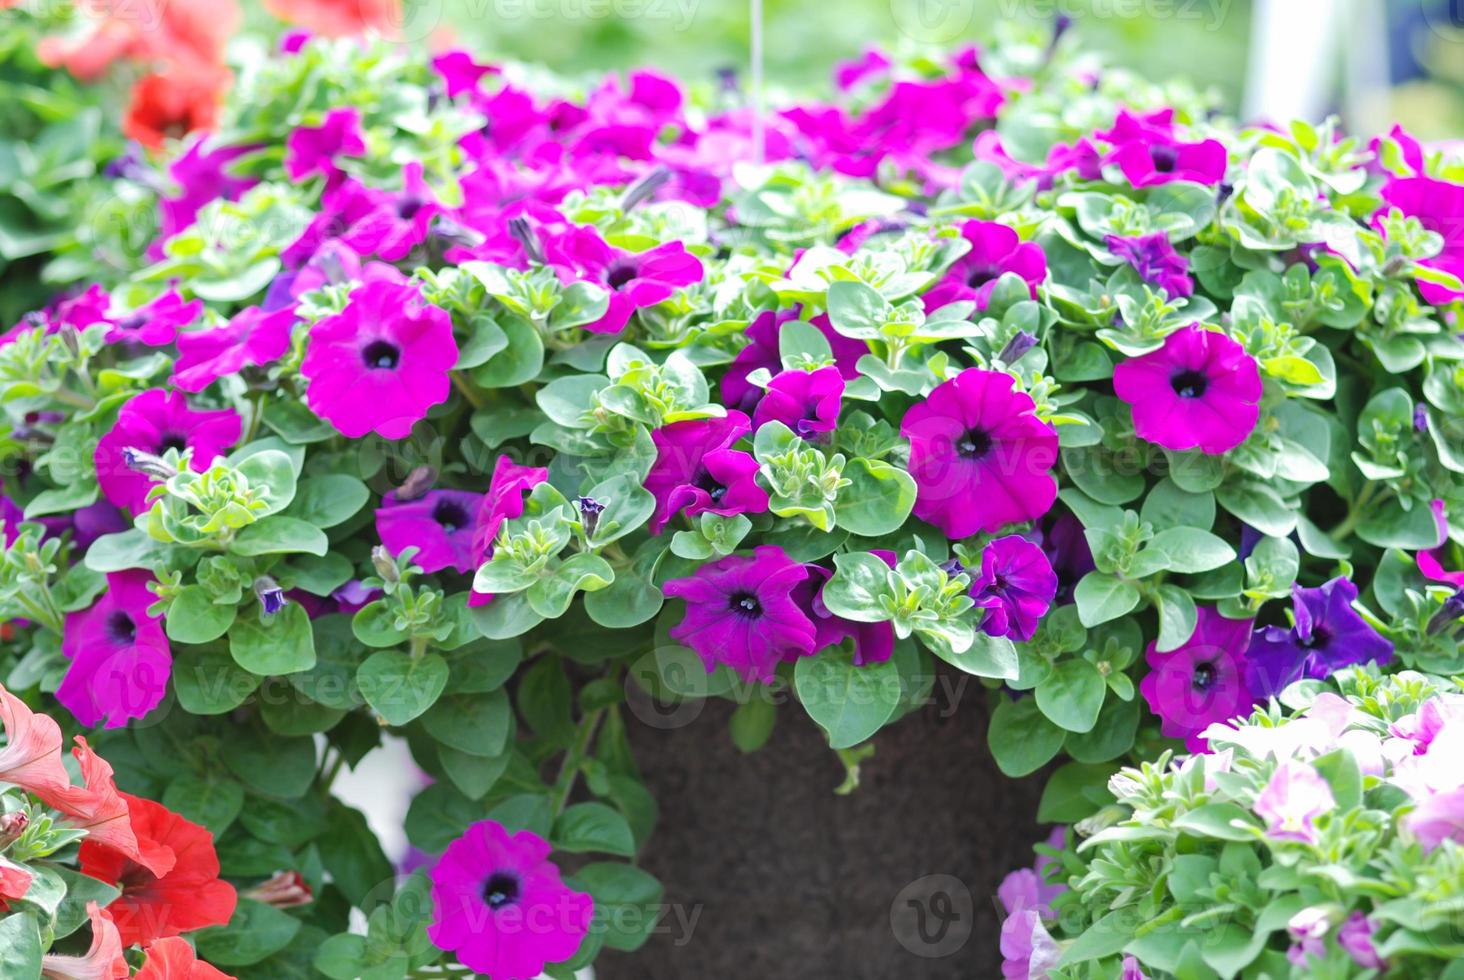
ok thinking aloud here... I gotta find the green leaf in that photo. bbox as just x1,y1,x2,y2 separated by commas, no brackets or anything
819,551,896,622
1150,526,1236,573
162,773,245,838
1074,572,1141,627
1139,478,1215,531
357,650,449,726
931,630,1019,680
318,802,395,909
1035,659,1106,733
230,603,316,675
285,475,370,529
729,696,777,752
473,312,544,387
517,655,575,743
834,457,916,535
575,862,665,953
173,645,260,714
49,866,120,939
196,899,302,966
165,585,237,644
794,648,900,749
1216,480,1296,537
231,515,329,557
221,731,317,798
0,911,41,979
1038,762,1118,823
553,802,637,857
1155,584,1199,652
988,696,1066,777
422,689,512,757
1173,803,1262,841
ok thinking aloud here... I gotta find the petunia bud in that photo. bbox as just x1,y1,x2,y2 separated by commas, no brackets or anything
122,447,178,481
0,811,28,846
1414,403,1430,433
245,870,314,908
508,218,544,264
395,465,437,502
997,331,1038,365
254,576,288,616
577,496,605,538
620,166,672,213
371,545,400,585
1427,589,1464,635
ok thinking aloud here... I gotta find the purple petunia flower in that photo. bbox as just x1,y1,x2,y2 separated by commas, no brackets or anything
544,225,704,334
301,266,458,440
469,456,548,607
1098,109,1227,187
67,501,129,551
1139,607,1255,752
69,288,204,347
793,554,896,666
970,535,1058,642
284,107,367,184
720,309,866,414
156,139,258,246
900,368,1059,539
1254,760,1335,845
1106,232,1194,298
431,49,498,97
752,366,844,438
923,219,1047,312
93,389,242,514
1032,511,1095,604
289,580,381,619
999,910,1060,980
1337,912,1386,970
427,820,593,978
376,489,485,575
1376,173,1464,305
58,570,171,729
644,411,768,535
1245,577,1394,698
663,545,818,682
1113,324,1262,455
289,164,440,266
172,305,297,392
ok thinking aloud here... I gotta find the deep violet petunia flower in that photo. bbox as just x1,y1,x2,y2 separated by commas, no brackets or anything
544,225,704,334
923,219,1047,312
1113,324,1262,455
93,389,242,514
752,366,845,438
469,456,549,607
793,554,896,666
1098,109,1228,187
969,535,1058,643
901,368,1059,539
1245,577,1394,698
720,310,866,414
1139,607,1256,752
301,266,457,439
78,792,236,946
1254,760,1335,845
1106,232,1194,298
172,305,296,392
284,107,367,183
58,570,172,729
644,411,768,534
427,820,593,978
1032,510,1095,604
376,489,485,574
1377,173,1464,305
663,545,818,682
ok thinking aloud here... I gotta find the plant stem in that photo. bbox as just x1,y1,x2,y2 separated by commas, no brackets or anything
1329,483,1381,542
450,371,485,409
551,703,609,818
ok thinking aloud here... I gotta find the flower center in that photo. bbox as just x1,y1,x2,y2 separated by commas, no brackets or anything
432,500,471,534
158,434,187,453
116,313,147,333
605,261,638,290
1170,370,1208,399
728,591,761,618
362,340,401,370
965,264,1001,289
396,195,426,220
481,872,519,910
106,610,137,645
957,428,993,460
692,467,727,503
1192,661,1217,691
1298,625,1332,650
1150,145,1179,173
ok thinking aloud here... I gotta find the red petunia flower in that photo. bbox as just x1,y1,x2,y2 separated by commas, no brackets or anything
123,69,228,150
263,0,403,37
80,793,236,946
0,683,77,805
136,939,235,980
52,738,176,879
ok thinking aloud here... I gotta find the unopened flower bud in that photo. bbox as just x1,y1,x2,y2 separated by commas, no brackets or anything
997,331,1038,365
620,166,671,213
0,811,28,846
1427,589,1464,636
577,496,605,538
371,545,400,584
254,576,288,616
245,870,314,908
395,466,437,502
122,447,178,481
509,218,544,264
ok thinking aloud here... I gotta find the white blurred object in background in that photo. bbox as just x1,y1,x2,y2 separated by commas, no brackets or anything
1245,0,1391,131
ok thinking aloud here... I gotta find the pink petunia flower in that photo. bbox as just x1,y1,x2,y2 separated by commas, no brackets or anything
93,389,242,514
1113,324,1262,455
58,570,172,729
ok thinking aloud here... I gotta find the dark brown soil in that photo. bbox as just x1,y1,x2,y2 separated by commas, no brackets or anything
608,670,1049,979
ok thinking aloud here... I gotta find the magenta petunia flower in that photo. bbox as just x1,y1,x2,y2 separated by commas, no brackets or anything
1098,109,1227,187
288,164,439,266
1406,785,1464,851
1254,760,1335,845
720,310,866,414
1245,577,1394,698
88,289,204,347
469,456,548,607
1106,232,1194,298
544,225,704,334
969,535,1058,642
432,49,498,97
58,570,171,729
972,131,1103,190
644,411,768,535
301,267,458,440
284,107,366,184
376,489,485,575
156,139,257,246
94,389,243,514
751,366,844,438
427,820,593,979
663,545,818,682
1139,608,1256,752
172,305,297,392
1113,324,1262,455
923,220,1047,312
793,554,896,666
900,368,1059,539
1377,174,1464,305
